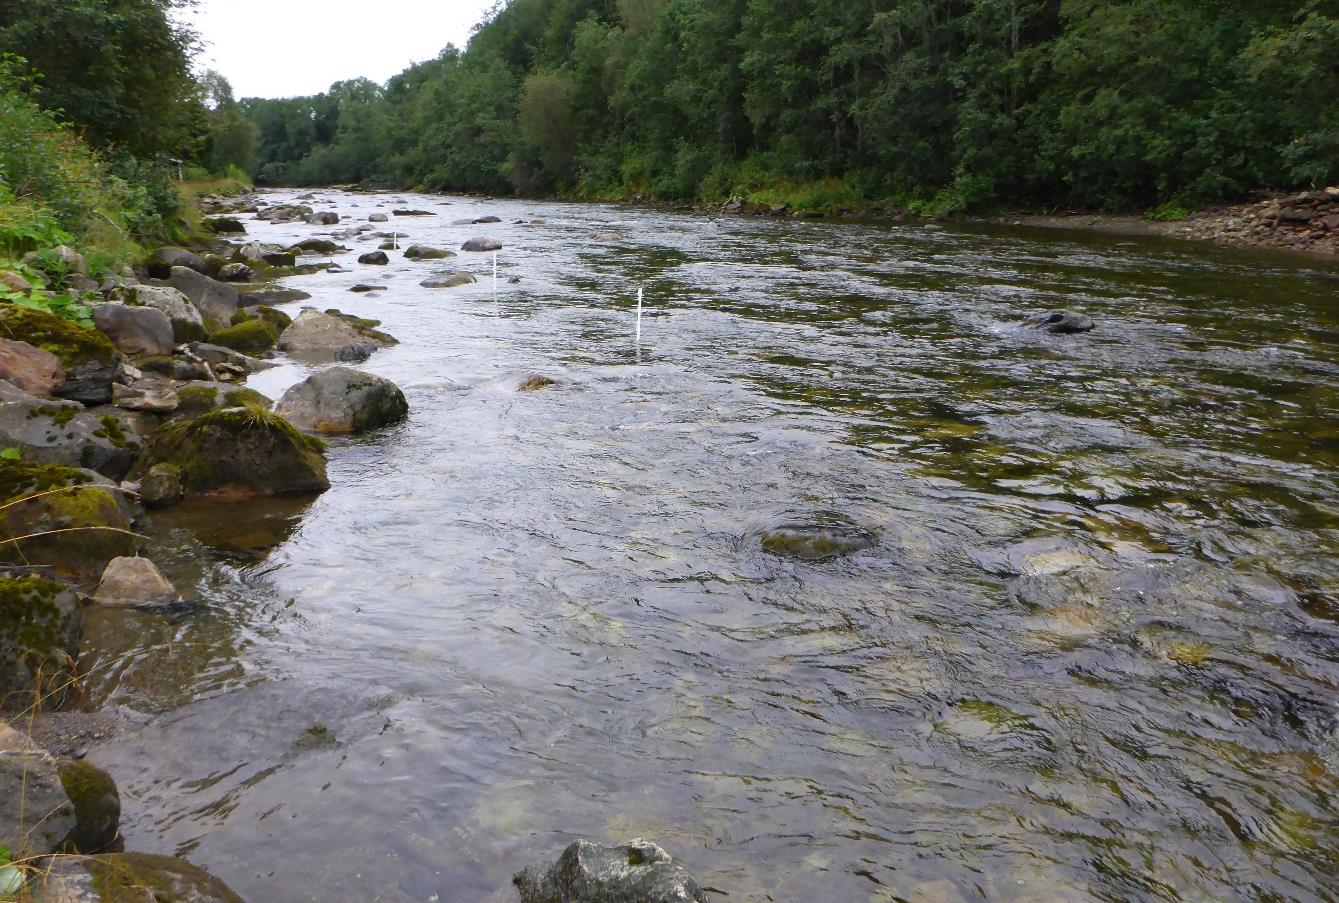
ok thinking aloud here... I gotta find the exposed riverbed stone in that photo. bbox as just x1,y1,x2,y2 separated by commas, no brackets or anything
142,407,329,498
146,247,206,279
170,381,270,421
0,723,77,853
57,758,121,852
277,309,397,362
217,262,255,283
0,306,121,405
94,556,179,607
238,284,312,305
369,213,388,222
462,237,503,252
36,852,245,903
0,460,137,580
513,839,709,903
92,303,175,356
276,367,409,434
0,572,82,713
1029,311,1095,334
404,245,457,260
0,382,138,479
208,318,280,354
358,250,390,265
0,337,65,396
113,283,207,342
350,283,387,293
139,462,184,508
421,272,476,289
293,238,343,254
205,217,246,234
168,266,240,327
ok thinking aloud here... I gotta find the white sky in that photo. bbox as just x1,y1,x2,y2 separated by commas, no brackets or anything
180,0,498,99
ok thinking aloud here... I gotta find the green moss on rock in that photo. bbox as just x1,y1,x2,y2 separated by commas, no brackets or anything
0,460,136,580
0,305,115,368
58,759,121,852
208,319,278,353
83,852,245,903
0,574,79,711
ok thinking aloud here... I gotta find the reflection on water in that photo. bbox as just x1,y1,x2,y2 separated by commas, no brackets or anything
78,191,1339,901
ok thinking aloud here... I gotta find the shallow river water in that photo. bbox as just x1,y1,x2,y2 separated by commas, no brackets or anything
81,191,1338,902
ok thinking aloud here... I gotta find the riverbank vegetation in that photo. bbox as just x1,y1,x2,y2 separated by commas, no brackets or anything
240,0,1339,214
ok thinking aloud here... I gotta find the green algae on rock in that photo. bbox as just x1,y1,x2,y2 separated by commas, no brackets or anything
143,407,330,498
0,573,82,711
0,306,121,405
38,851,244,902
57,758,121,853
207,318,279,353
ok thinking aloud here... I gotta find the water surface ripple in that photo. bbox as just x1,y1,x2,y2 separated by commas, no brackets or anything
83,191,1339,902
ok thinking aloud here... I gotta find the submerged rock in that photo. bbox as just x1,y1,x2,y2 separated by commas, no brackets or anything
94,555,179,607
277,309,397,363
1029,311,1095,334
421,272,476,288
276,367,409,434
0,306,121,405
0,573,82,712
757,515,877,562
0,723,77,853
143,407,329,498
514,839,709,903
37,852,244,902
0,337,65,396
462,237,503,252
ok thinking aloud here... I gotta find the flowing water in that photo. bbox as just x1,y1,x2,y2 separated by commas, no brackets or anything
79,191,1338,902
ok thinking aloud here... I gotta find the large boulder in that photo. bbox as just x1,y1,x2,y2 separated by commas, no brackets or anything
113,284,206,343
0,723,77,853
145,247,206,279
94,556,179,607
462,237,503,252
0,382,139,479
0,461,137,581
92,303,175,356
207,319,279,354
276,367,409,434
56,759,121,852
514,839,709,903
277,309,397,363
142,407,329,498
0,338,64,395
36,852,244,902
0,573,82,713
204,217,246,234
169,266,240,327
0,306,121,405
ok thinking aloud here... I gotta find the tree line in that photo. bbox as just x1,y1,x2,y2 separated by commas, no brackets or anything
242,0,1339,213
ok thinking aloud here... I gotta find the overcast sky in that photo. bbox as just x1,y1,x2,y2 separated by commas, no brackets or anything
180,0,498,99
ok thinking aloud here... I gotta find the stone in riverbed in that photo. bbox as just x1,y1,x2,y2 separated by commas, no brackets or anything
217,262,255,283
473,215,502,224
0,381,138,479
0,337,64,395
145,246,206,279
139,462,184,508
113,283,207,342
358,250,390,265
169,381,271,421
369,213,388,222
0,572,82,713
92,303,175,356
142,407,329,498
421,272,476,288
392,209,435,216
238,284,312,305
350,283,387,293
277,309,397,363
169,265,240,327
276,367,409,434
205,217,246,234
207,318,280,354
94,556,179,607
513,838,709,903
293,238,343,254
404,245,456,260
0,306,121,405
758,516,877,562
1029,311,1094,335
461,237,503,252
36,852,244,902
56,758,121,853
0,460,137,580
0,722,77,853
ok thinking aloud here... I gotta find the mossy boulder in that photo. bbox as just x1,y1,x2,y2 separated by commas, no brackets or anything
38,851,244,902
291,238,341,254
142,407,329,498
57,759,121,852
0,573,82,712
276,367,410,434
0,306,121,404
170,381,271,421
404,245,456,260
0,461,137,581
205,216,246,234
514,839,709,903
0,382,139,479
145,246,206,279
277,309,397,363
248,305,292,332
207,318,279,353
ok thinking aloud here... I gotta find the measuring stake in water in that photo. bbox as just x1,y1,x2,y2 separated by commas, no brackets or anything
635,285,644,344
493,252,498,296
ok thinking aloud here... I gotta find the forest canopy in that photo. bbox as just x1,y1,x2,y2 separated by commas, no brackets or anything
241,0,1339,212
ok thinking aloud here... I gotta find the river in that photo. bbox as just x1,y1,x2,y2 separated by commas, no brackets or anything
78,190,1338,902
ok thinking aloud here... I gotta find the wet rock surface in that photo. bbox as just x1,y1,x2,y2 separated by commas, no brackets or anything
276,367,409,434
514,839,709,903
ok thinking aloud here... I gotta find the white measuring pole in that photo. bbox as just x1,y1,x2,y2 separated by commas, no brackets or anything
493,252,498,296
635,285,644,344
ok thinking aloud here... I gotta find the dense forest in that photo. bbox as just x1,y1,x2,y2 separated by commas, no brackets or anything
243,0,1339,213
